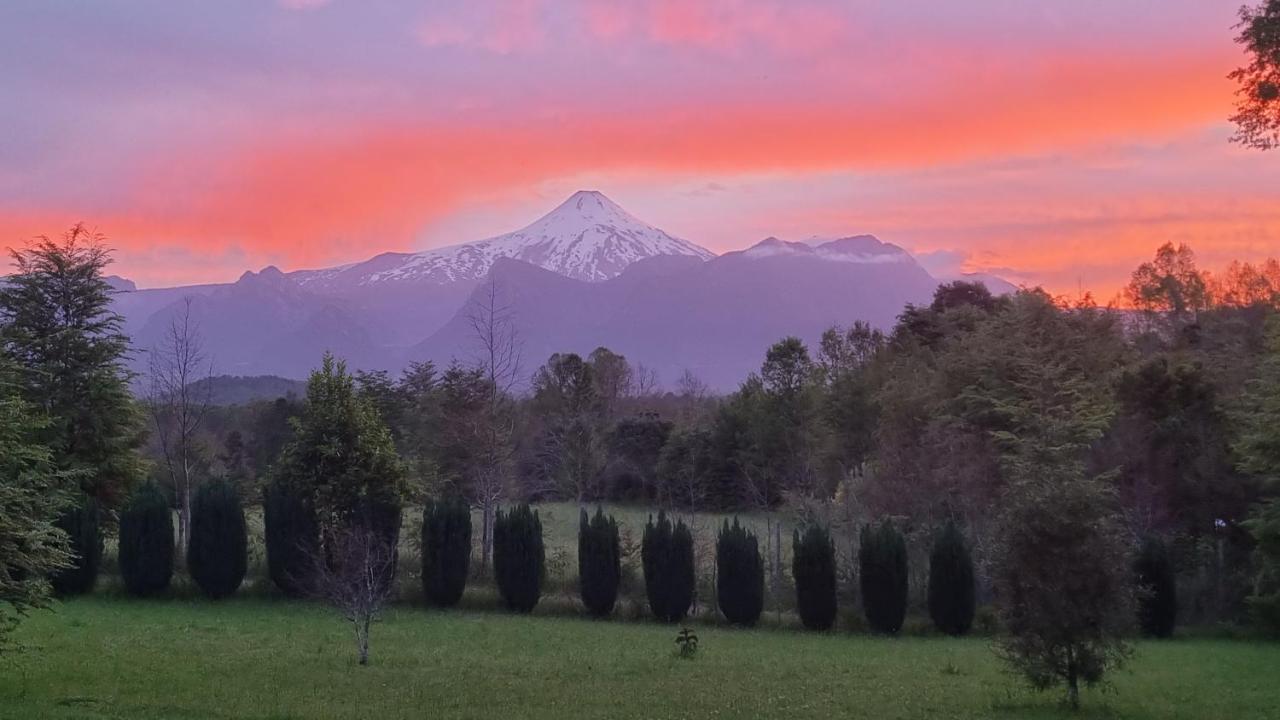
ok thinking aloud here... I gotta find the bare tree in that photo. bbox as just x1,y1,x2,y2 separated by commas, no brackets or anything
147,297,212,555
308,525,397,666
466,278,522,572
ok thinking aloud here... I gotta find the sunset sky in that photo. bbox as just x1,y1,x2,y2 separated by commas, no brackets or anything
2,0,1277,296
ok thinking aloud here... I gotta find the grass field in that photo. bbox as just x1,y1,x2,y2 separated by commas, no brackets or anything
2,597,1277,720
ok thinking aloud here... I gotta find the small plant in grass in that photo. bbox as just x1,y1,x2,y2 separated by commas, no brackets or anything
928,520,975,636
494,504,544,613
674,627,699,659
860,520,908,635
579,507,621,617
716,518,764,627
793,525,837,631
642,511,695,622
118,484,174,597
421,497,471,607
187,479,248,599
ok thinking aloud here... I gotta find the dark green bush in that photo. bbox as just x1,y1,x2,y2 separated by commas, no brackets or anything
928,520,975,636
187,479,247,599
118,484,174,597
494,504,544,613
1135,536,1177,638
860,520,909,635
716,518,763,627
263,479,319,597
579,507,621,617
642,511,695,622
50,496,101,596
793,525,837,631
422,497,472,607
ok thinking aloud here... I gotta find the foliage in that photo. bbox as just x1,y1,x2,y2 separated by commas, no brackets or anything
271,353,406,539
674,627,699,660
263,478,319,597
118,484,174,597
792,525,837,631
716,518,763,627
49,497,101,596
1238,318,1280,633
0,224,145,507
1230,0,1280,149
928,520,975,636
578,507,621,617
1124,242,1210,319
421,497,472,607
859,520,909,635
494,504,545,613
1243,499,1280,633
187,479,247,599
641,511,695,622
1134,536,1178,638
0,372,73,653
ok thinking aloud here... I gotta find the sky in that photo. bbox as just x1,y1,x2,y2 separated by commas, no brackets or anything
1,0,1277,296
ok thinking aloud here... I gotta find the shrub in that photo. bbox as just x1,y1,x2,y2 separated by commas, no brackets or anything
422,497,472,607
716,518,764,627
642,511,695,622
263,479,319,597
494,504,544,613
1134,536,1177,638
118,484,174,597
50,497,101,596
187,479,247,599
860,520,909,635
793,525,837,631
928,520,975,636
579,507,621,617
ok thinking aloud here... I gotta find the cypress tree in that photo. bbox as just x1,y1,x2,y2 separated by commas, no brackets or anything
578,507,620,617
1134,536,1177,638
118,484,173,597
641,510,695,622
422,497,472,607
716,518,764,627
263,478,319,597
187,479,247,599
860,520,908,635
793,525,837,631
493,504,544,613
928,520,975,636
50,496,101,596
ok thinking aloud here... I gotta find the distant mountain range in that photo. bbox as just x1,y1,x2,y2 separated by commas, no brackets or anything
115,191,1015,391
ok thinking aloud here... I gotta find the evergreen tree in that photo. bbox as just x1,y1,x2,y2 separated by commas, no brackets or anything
422,497,472,607
578,507,620,617
270,353,406,554
187,479,247,599
860,520,908,635
0,225,145,508
0,364,73,653
118,484,174,597
49,497,101,596
792,525,837,631
928,520,975,636
493,504,544,613
716,518,764,627
1134,536,1177,638
263,478,318,597
641,511,695,622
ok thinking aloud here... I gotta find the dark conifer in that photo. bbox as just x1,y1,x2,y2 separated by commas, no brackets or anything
860,520,908,635
578,507,621,617
118,484,173,597
716,518,764,627
928,520,976,636
494,504,544,613
187,479,247,599
641,511,695,622
422,497,472,607
793,525,837,631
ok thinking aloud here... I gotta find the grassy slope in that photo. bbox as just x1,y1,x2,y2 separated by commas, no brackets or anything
2,598,1277,720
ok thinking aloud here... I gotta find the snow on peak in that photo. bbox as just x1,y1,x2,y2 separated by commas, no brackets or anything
294,191,714,289
734,234,912,264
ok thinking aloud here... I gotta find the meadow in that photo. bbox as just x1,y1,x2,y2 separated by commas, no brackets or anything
2,597,1277,720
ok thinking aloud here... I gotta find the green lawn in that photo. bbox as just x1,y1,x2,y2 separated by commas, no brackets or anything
2,598,1277,719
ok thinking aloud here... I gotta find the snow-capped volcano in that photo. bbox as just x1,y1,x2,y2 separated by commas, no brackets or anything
293,190,713,290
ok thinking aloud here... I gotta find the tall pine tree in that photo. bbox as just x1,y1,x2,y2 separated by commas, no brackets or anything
0,225,145,509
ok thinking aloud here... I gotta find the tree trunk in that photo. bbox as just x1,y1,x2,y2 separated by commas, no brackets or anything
356,617,370,666
1067,674,1079,710
481,503,495,573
